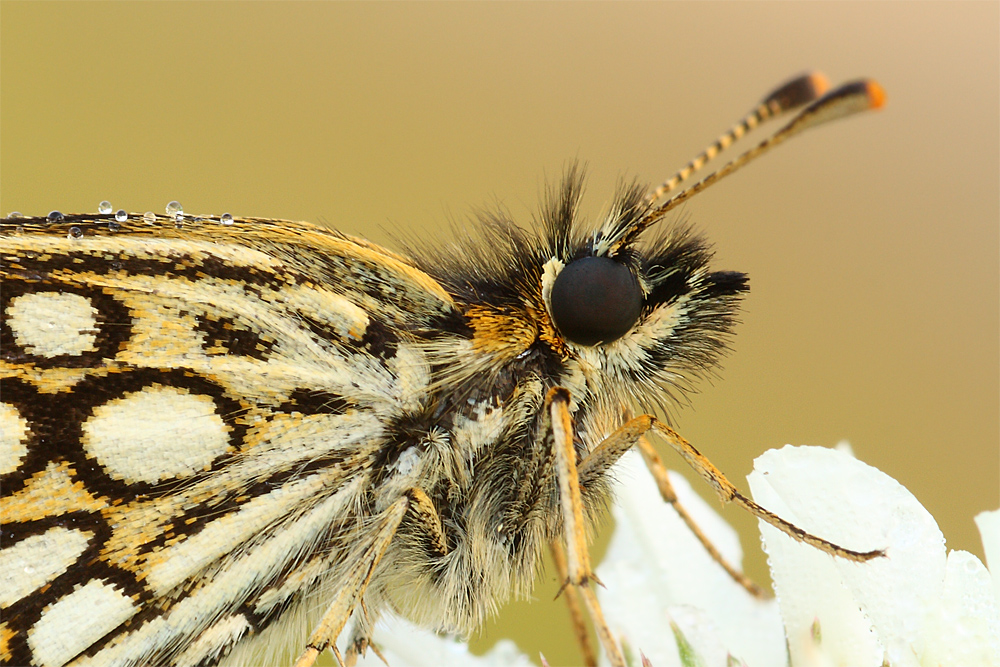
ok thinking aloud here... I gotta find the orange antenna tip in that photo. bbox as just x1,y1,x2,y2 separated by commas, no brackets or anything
807,71,832,97
865,80,887,109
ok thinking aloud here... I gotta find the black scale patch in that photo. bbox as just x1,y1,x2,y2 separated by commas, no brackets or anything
195,313,276,360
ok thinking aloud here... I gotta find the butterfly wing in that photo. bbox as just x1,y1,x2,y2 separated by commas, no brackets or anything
1,216,456,666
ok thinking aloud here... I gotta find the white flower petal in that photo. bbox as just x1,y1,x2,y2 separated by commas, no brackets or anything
975,508,1000,603
667,605,730,667
598,450,785,667
343,448,999,667
921,549,1000,666
352,614,534,667
748,445,1000,667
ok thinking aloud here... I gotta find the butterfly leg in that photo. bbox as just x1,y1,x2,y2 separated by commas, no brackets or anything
549,539,598,667
339,486,451,658
343,624,388,667
294,496,408,667
645,417,882,561
548,388,627,667
636,435,766,596
308,487,450,667
580,415,884,565
577,417,765,597
405,487,449,557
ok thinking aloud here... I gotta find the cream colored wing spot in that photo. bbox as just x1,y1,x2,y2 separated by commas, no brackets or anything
0,527,93,607
27,578,136,667
6,292,99,357
81,385,229,484
0,401,30,475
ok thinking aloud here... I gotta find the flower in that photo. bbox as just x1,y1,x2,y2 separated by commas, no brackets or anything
352,619,534,667
353,445,1000,666
749,444,1000,667
600,444,1000,667
596,450,784,667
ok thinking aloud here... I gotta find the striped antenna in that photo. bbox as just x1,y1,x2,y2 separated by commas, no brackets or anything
613,78,885,253
645,71,831,204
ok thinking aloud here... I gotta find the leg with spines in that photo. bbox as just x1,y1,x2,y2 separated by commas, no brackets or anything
548,388,627,667
552,391,885,664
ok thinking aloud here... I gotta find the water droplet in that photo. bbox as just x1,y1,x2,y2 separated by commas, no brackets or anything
108,220,121,232
47,211,65,222
98,201,113,214
143,211,156,224
6,212,22,219
115,210,128,223
220,212,234,225
24,566,35,575
192,217,204,222
165,201,183,220
68,226,83,239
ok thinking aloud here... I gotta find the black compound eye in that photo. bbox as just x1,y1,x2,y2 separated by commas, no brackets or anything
549,256,643,346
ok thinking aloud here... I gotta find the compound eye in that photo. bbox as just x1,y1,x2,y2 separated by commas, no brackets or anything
549,256,643,346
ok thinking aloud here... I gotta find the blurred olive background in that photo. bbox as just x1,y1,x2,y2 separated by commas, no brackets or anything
2,2,997,665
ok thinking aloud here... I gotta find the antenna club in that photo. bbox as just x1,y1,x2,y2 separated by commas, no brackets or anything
763,70,832,111
865,80,887,109
805,71,832,98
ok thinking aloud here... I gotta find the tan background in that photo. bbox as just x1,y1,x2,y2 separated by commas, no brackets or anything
2,2,997,665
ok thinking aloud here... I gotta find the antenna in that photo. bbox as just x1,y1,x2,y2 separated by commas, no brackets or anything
612,76,885,253
645,71,831,203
